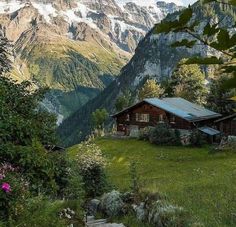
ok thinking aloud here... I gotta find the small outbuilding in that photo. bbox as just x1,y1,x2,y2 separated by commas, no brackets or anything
214,113,236,136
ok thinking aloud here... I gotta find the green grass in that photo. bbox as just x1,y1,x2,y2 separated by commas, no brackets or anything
69,138,236,227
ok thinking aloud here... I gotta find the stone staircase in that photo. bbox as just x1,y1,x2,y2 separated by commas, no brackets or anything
85,216,125,227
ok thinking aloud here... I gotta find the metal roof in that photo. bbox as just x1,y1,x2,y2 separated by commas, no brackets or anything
198,126,221,136
145,98,222,122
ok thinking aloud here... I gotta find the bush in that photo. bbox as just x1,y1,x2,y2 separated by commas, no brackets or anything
138,127,150,141
76,141,108,197
62,160,84,201
148,124,181,146
100,190,124,217
11,196,84,227
190,130,204,147
1,141,65,196
129,161,140,194
0,163,30,221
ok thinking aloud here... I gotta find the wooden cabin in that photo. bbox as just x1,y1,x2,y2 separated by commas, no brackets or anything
112,98,222,137
215,113,236,136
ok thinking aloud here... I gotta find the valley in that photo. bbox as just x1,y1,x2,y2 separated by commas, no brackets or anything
0,0,181,121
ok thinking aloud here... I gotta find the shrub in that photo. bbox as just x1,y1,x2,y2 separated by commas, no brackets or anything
76,141,108,197
149,124,181,146
190,130,204,147
0,162,30,221
62,160,84,201
1,141,60,196
100,190,124,217
129,161,140,194
11,196,84,227
138,127,150,141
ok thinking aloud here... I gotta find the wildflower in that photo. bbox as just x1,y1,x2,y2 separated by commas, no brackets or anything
1,183,11,193
0,174,5,180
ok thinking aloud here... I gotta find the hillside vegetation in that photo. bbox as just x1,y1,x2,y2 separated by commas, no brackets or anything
69,138,236,226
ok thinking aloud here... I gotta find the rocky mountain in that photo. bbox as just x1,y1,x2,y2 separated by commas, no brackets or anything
58,1,236,146
0,0,182,122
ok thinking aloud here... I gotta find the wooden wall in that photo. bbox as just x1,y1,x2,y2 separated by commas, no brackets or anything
216,119,236,136
116,102,193,134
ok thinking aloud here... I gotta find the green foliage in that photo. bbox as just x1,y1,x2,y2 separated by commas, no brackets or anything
62,160,84,201
206,75,236,114
0,34,84,226
115,90,132,112
75,141,108,197
154,0,236,92
138,79,164,101
0,76,57,146
91,108,109,130
169,63,207,104
190,130,205,147
0,165,30,222
171,39,197,48
149,124,181,146
183,56,223,65
12,197,84,227
129,161,140,194
0,35,11,75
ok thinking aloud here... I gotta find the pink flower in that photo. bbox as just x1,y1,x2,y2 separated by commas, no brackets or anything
1,183,11,193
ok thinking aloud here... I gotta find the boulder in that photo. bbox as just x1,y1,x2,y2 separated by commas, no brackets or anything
148,200,188,227
133,202,146,221
100,190,124,217
87,199,101,215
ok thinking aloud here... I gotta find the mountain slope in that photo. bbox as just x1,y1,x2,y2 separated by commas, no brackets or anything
0,0,182,121
58,1,236,146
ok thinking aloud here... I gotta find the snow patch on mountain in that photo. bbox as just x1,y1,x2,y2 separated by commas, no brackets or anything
0,0,25,14
31,2,57,23
116,0,184,7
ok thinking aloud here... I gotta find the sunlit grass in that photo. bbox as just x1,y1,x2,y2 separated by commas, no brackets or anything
69,138,236,226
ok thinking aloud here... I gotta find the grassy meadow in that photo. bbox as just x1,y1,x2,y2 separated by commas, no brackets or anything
69,138,236,226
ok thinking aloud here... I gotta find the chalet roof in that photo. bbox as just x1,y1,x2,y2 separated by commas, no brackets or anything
113,97,222,122
214,113,236,123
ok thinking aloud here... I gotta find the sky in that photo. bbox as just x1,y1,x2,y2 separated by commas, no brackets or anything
116,0,198,6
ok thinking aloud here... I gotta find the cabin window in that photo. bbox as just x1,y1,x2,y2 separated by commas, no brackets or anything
170,115,176,123
136,113,150,122
158,114,164,122
126,114,130,121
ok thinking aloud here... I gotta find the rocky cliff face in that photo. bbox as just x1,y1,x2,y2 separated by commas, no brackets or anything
0,0,182,121
58,2,236,146
0,0,182,56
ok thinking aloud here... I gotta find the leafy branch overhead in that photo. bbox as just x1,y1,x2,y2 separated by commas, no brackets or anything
154,0,236,91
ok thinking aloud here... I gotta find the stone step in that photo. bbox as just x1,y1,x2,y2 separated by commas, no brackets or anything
86,219,107,227
87,219,107,224
86,216,95,222
88,224,125,227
